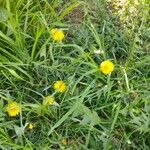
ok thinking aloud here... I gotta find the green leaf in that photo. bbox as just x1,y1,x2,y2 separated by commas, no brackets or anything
80,115,91,125
91,111,101,125
8,69,23,80
14,125,25,137
80,104,101,126
0,7,8,22
58,1,82,20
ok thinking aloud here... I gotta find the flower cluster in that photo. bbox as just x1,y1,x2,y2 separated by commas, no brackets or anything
50,28,115,75
4,27,115,136
5,80,67,118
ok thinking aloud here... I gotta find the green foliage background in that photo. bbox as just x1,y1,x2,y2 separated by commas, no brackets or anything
0,0,149,149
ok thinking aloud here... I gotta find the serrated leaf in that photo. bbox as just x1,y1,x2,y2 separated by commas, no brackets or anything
40,45,46,58
14,125,25,137
80,115,91,125
82,104,92,115
80,104,101,125
91,111,101,125
72,104,84,117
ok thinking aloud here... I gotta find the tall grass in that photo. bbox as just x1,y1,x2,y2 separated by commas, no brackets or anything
0,0,150,149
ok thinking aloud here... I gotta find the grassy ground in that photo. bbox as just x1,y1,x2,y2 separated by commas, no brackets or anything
0,0,150,149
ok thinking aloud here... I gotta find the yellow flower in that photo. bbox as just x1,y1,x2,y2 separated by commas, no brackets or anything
61,139,68,145
54,80,67,93
6,102,20,117
50,28,65,42
43,96,55,105
100,60,114,75
28,123,33,130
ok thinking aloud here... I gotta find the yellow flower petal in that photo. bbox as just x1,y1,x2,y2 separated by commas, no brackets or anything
6,102,20,117
28,123,33,130
100,60,114,75
54,80,67,93
50,28,65,42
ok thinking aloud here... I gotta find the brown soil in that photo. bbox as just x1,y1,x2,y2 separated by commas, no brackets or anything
65,5,84,24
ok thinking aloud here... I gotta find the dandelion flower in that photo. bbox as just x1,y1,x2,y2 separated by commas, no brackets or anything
54,80,67,93
28,123,33,130
6,102,20,117
61,139,68,145
100,60,114,75
50,28,65,42
43,96,55,105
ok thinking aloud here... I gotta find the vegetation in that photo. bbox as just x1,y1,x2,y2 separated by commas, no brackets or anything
0,0,149,149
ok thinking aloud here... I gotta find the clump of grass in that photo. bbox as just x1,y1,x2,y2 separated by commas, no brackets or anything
0,0,150,149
